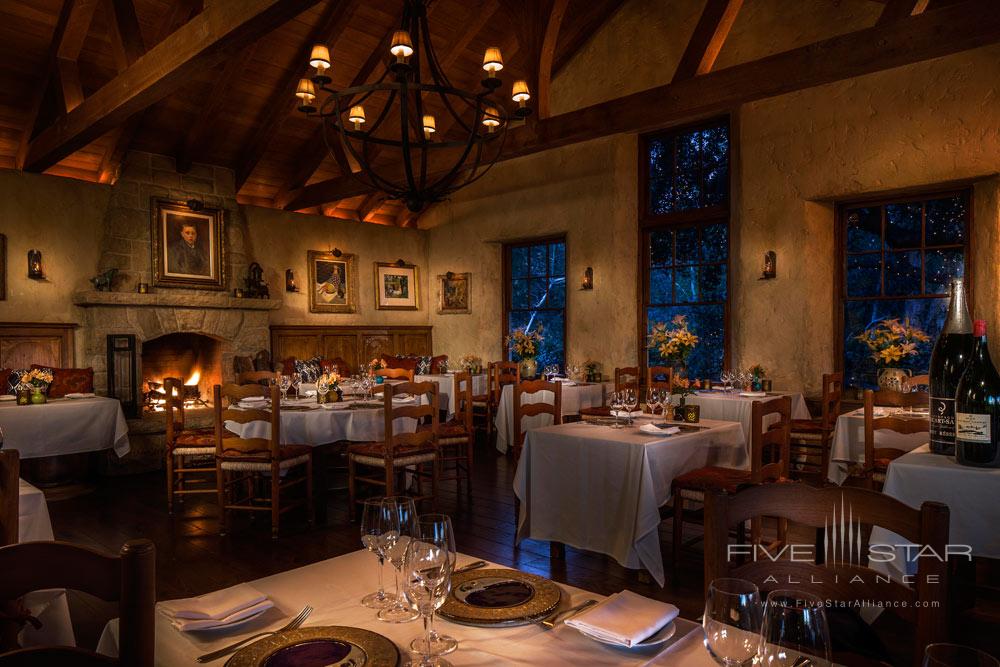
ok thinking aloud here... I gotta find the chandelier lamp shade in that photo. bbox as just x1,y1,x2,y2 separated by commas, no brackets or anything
295,0,531,212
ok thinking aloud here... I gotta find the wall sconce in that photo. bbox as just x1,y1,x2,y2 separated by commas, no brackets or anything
759,250,777,280
27,249,44,279
285,269,299,292
580,266,594,290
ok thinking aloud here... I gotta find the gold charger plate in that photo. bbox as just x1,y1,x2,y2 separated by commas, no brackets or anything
225,626,399,667
438,568,561,627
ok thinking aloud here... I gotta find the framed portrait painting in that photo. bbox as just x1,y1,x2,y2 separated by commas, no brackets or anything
150,199,225,289
374,262,419,310
437,272,470,314
308,250,357,313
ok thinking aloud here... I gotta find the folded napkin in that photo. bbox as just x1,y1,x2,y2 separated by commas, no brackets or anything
161,584,272,632
739,391,767,398
638,423,680,436
64,392,96,398
320,402,350,410
241,396,266,403
611,410,643,418
566,590,679,647
392,393,413,401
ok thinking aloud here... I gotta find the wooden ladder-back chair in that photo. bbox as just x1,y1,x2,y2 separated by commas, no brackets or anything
647,365,673,390
437,372,474,499
214,384,313,539
580,366,641,418
863,389,930,490
704,483,949,666
0,539,156,666
789,372,842,483
348,381,439,521
512,379,562,463
470,365,493,439
671,396,791,570
0,450,18,547
235,370,277,386
489,361,521,434
164,376,218,514
376,367,414,382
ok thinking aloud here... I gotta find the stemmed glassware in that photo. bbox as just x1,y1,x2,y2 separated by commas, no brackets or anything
923,644,1000,667
609,391,624,429
277,373,291,401
290,372,302,398
646,386,660,415
378,496,420,623
624,388,639,425
360,498,392,609
720,370,732,393
661,389,674,420
404,514,459,665
703,578,763,667
757,590,832,666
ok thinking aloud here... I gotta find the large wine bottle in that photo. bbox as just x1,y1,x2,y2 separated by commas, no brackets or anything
955,321,1000,467
928,278,973,455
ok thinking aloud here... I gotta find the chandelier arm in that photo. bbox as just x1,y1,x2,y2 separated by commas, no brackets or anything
324,100,382,195
331,91,403,197
437,128,508,197
397,76,420,199
419,9,453,90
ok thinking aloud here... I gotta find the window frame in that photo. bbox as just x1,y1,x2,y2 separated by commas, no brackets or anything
833,186,975,378
501,235,568,368
638,116,732,380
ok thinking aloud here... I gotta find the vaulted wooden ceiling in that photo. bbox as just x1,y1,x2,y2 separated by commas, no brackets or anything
2,0,999,228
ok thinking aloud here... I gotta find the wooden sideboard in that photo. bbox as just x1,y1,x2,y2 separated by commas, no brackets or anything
270,325,433,372
0,322,76,369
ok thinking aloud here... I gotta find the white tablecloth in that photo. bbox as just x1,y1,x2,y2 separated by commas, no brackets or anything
514,417,747,586
225,399,419,445
98,548,723,665
827,409,928,484
0,397,130,459
18,479,75,648
682,390,810,448
495,382,606,453
415,373,488,417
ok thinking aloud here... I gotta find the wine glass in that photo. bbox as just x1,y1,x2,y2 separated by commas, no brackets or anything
405,515,458,663
277,373,291,401
290,372,302,398
378,496,420,623
625,388,639,425
646,386,659,415
704,578,763,667
757,590,832,666
360,498,392,609
923,644,1000,667
720,370,731,393
609,391,624,429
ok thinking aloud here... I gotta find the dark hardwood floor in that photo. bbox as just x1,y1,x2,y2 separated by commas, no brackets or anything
43,439,998,664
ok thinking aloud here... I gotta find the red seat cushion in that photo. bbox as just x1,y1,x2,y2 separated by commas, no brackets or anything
430,355,449,374
174,427,216,447
221,443,312,461
419,420,470,438
789,418,823,434
579,406,611,417
673,466,751,494
320,357,352,376
30,365,94,398
348,441,435,459
873,457,894,471
382,355,419,371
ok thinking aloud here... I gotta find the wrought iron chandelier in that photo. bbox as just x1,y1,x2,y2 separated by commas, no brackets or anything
295,0,531,212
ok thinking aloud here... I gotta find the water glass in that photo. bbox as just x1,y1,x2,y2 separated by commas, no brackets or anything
378,497,420,623
646,386,659,415
405,514,459,663
610,391,624,429
757,590,832,666
290,372,302,397
625,388,638,425
360,498,392,609
277,373,291,401
923,644,1000,667
703,578,762,667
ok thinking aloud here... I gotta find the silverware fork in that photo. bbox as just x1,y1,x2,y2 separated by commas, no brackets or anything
453,560,486,574
196,605,312,663
539,599,598,629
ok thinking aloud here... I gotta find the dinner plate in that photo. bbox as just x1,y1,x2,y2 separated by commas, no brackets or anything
576,620,677,649
226,626,400,667
187,606,269,633
0,395,15,402
438,568,561,627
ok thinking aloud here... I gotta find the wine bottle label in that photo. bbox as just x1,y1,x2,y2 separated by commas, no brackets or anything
929,397,956,446
956,413,991,443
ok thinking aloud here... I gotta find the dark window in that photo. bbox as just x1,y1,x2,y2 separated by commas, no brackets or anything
641,119,730,380
504,238,566,369
840,191,970,388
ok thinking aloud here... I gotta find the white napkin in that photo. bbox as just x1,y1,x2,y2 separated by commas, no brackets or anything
241,396,266,403
64,392,96,398
639,423,680,436
160,584,272,632
320,402,350,410
392,394,414,402
566,590,679,647
611,410,643,418
739,391,767,398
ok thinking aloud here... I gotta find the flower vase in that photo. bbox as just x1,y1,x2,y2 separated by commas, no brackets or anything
877,368,910,392
30,387,47,404
519,357,538,380
374,375,385,385
752,374,763,392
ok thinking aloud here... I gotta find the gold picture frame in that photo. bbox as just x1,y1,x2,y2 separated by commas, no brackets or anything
308,250,358,313
0,233,6,300
150,199,226,289
374,262,419,310
437,272,470,314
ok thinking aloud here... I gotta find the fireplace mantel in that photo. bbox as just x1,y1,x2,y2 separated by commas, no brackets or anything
73,290,281,310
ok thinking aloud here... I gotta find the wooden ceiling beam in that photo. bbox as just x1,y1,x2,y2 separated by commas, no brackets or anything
105,0,145,71
551,0,624,77
24,0,322,173
537,0,569,119
672,0,744,81
876,0,929,25
233,0,361,191
55,58,85,112
285,0,1000,210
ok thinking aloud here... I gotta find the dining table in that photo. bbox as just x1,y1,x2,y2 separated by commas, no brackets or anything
826,407,929,484
494,380,607,454
514,415,747,586
680,389,811,448
415,372,488,418
95,548,735,665
0,395,130,459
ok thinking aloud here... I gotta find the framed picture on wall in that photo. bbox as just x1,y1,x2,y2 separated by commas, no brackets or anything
0,233,6,300
374,261,419,310
437,272,470,314
150,199,226,289
308,250,357,313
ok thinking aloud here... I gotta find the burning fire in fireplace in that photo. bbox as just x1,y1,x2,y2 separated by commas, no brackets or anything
140,332,222,413
144,369,209,412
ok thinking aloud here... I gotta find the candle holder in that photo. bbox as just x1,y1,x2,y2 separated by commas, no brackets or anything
137,283,149,294
683,404,701,423
16,389,30,406
27,250,44,279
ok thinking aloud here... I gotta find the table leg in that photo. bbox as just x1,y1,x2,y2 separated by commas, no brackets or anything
550,542,565,560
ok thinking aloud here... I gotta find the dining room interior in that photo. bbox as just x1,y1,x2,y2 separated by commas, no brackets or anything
0,0,999,664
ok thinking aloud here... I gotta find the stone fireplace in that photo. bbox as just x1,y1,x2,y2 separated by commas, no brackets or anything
141,332,222,411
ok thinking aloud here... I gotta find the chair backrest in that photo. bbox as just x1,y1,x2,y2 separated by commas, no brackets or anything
376,367,414,382
382,381,438,464
452,372,473,434
214,384,280,462
647,365,673,391
614,366,641,392
235,370,277,386
871,388,928,408
219,383,269,404
0,451,18,547
819,371,843,430
163,376,185,446
490,361,520,403
905,374,929,392
750,395,791,484
0,539,156,666
513,380,562,459
704,483,949,665
863,389,929,472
